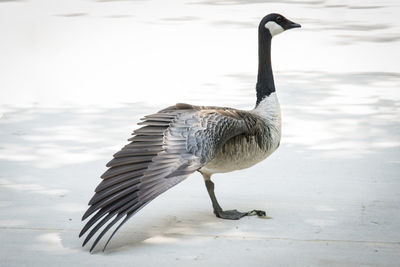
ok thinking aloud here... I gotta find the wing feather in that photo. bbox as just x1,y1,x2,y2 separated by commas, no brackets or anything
88,179,140,205
95,169,146,192
100,162,150,179
106,155,154,167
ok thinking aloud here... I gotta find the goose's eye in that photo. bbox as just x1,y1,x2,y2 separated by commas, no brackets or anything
276,16,282,23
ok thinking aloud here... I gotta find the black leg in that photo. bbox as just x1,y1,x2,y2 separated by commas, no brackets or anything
204,178,266,220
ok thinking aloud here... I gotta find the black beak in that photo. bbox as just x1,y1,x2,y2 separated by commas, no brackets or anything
285,20,301,30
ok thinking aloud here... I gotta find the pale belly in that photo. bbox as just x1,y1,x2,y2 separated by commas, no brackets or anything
200,134,279,175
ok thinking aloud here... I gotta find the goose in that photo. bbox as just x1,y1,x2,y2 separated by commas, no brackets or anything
80,13,301,252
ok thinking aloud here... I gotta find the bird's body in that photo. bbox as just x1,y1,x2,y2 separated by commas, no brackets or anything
80,13,300,252
200,93,281,175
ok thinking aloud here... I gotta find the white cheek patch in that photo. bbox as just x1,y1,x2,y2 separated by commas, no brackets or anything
265,21,284,36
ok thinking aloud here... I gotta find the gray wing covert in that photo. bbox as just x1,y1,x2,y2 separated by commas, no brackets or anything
183,109,253,163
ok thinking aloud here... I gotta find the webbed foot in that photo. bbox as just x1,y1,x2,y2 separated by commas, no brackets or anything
214,209,266,220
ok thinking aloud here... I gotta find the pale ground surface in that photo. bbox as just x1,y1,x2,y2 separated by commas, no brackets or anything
1,0,400,266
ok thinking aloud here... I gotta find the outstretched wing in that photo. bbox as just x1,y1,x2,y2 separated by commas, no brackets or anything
80,103,259,251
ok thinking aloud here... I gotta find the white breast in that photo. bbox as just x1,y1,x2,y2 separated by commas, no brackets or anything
252,92,282,125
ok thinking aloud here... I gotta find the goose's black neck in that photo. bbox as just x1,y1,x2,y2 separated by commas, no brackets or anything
256,30,274,106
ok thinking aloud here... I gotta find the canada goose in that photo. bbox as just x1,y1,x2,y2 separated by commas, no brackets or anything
80,13,301,252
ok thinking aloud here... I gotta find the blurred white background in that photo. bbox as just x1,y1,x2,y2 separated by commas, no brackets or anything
0,0,399,107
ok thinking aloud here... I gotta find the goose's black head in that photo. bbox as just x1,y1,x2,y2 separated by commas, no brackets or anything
259,13,301,37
